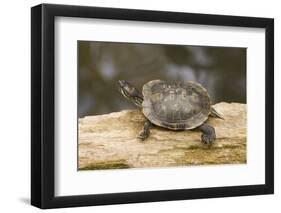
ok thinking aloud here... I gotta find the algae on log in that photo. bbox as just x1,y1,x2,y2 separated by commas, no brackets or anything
79,102,246,170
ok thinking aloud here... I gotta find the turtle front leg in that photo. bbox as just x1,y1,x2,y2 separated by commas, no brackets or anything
137,119,152,141
197,123,216,144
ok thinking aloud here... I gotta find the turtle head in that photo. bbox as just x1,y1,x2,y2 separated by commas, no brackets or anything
118,80,143,107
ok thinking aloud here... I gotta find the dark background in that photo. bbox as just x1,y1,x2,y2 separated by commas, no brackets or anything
78,41,246,118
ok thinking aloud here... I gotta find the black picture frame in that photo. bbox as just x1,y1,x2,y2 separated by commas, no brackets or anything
31,3,274,209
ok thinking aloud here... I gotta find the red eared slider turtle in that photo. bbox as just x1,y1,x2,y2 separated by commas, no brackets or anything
118,80,224,144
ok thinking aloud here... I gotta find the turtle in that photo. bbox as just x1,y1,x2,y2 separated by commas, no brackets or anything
118,80,224,144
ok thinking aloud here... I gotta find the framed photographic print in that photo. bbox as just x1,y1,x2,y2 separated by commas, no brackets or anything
31,3,274,209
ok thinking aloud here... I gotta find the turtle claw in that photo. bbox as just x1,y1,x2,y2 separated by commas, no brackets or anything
201,133,215,144
137,131,148,141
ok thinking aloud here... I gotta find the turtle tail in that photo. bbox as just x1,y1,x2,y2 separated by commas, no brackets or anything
210,106,224,120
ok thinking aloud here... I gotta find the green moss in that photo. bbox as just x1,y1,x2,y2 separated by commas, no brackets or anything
80,161,130,171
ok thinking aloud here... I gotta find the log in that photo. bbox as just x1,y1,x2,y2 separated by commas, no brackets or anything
79,102,246,170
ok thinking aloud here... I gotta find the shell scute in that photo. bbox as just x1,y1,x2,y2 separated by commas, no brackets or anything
142,80,211,130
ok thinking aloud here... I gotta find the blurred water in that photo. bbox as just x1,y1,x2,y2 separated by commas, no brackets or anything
78,41,246,118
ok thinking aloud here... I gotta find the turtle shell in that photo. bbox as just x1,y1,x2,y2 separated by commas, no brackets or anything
142,80,211,130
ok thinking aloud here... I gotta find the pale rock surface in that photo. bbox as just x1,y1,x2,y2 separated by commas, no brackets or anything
79,102,246,170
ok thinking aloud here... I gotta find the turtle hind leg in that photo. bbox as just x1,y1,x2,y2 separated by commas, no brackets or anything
137,119,152,141
197,123,216,144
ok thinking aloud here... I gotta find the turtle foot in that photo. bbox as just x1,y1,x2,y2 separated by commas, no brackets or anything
201,133,216,144
137,119,151,141
137,131,149,141
198,124,216,144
